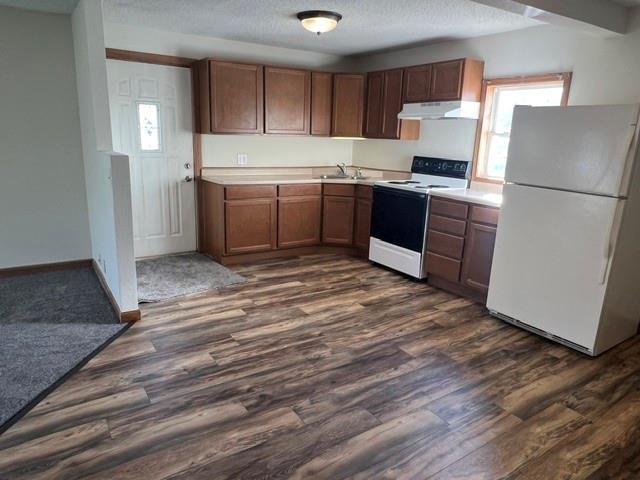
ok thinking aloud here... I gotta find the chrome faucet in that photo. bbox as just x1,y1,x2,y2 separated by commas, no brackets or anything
337,163,348,176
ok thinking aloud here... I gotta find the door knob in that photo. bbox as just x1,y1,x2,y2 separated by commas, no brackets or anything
184,162,192,169
185,175,193,182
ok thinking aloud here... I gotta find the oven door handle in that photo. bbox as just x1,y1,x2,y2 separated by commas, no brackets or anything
373,185,428,200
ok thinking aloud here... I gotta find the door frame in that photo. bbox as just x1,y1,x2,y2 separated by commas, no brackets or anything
105,48,204,251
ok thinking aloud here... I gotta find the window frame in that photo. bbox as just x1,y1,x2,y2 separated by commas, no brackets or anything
136,101,163,153
472,72,572,184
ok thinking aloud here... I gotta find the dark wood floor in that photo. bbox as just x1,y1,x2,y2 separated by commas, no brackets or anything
2,254,640,479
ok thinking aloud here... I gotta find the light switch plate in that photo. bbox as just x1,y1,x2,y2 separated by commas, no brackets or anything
237,153,248,165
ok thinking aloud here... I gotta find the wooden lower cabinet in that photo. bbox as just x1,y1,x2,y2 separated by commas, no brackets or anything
322,196,355,245
225,198,276,254
460,222,497,294
278,196,321,248
426,197,499,303
354,197,372,250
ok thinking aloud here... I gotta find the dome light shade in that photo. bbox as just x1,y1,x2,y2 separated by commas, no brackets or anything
297,10,342,35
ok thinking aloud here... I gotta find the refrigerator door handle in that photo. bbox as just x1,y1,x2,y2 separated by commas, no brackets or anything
599,221,615,284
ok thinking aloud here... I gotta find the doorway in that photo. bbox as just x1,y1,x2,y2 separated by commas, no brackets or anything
107,60,196,258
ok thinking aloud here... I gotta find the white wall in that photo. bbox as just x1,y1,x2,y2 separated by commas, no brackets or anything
72,0,137,312
352,12,640,172
0,6,91,268
103,22,356,168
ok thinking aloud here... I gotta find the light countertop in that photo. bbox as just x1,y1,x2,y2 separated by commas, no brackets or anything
429,188,503,208
201,175,378,186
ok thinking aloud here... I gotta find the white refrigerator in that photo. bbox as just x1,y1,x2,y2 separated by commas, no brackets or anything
487,104,640,356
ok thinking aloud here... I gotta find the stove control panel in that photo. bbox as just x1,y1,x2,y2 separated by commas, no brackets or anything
411,156,470,179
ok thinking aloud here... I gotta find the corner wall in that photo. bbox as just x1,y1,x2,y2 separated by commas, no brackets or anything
0,6,91,268
72,0,137,312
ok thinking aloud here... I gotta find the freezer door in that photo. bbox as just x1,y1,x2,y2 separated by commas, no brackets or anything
506,105,639,197
487,184,622,351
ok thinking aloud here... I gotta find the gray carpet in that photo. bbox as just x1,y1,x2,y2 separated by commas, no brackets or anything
0,267,119,324
0,323,124,428
0,266,126,433
136,253,246,303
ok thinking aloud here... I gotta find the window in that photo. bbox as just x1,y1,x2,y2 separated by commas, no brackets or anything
137,103,161,152
473,73,572,182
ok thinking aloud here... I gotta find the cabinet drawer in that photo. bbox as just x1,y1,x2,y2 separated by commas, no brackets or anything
427,230,464,259
225,185,276,200
356,184,373,200
323,183,356,197
426,252,461,283
428,214,466,236
470,205,500,226
430,198,468,219
278,184,321,197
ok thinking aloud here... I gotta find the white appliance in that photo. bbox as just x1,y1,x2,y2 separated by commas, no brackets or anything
397,101,481,120
487,104,640,356
369,156,470,278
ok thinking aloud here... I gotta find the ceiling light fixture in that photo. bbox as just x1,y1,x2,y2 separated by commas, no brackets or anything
297,10,342,35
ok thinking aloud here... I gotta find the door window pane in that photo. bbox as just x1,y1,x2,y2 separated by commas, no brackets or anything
137,103,161,151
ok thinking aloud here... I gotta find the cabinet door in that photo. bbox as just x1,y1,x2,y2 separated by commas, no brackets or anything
364,71,384,138
403,64,431,103
210,61,264,134
354,198,372,250
277,196,321,248
461,222,497,293
381,69,404,139
322,195,355,245
311,72,333,136
331,74,365,137
429,59,464,101
265,67,310,135
225,198,276,254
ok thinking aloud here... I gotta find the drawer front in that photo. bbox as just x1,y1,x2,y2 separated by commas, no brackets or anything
427,230,464,260
225,185,276,200
430,198,468,219
356,184,373,200
323,183,356,197
428,214,466,236
470,205,500,226
426,252,461,283
278,184,321,197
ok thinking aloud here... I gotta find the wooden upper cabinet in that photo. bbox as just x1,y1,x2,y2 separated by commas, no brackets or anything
331,73,365,137
311,72,333,136
210,61,264,134
430,58,484,102
403,64,431,103
364,71,384,138
381,69,404,139
265,67,310,135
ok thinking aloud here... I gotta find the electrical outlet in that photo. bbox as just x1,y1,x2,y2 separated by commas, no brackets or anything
237,153,248,165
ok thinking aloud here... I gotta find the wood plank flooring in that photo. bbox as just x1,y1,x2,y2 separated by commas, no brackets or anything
2,254,640,479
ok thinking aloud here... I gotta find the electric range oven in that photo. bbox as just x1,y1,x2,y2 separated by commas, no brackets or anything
369,156,470,278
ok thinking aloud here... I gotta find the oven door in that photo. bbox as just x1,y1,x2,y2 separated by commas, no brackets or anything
371,186,428,253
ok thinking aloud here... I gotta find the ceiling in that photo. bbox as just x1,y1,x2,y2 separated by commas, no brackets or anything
0,0,78,14
101,0,541,56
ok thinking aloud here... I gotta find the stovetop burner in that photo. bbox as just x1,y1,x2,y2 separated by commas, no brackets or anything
412,184,451,189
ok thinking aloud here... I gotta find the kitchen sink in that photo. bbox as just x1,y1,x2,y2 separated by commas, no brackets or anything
317,174,350,179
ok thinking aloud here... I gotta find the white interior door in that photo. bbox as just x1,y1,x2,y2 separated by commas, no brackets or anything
487,184,623,351
107,60,196,258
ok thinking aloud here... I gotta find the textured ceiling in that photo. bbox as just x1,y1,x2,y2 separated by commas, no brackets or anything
0,0,78,14
102,0,541,56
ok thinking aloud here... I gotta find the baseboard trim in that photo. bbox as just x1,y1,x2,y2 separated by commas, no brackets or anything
218,246,367,265
0,259,92,277
91,260,141,324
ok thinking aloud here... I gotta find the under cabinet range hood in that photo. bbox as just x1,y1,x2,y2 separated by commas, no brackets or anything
397,101,481,120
